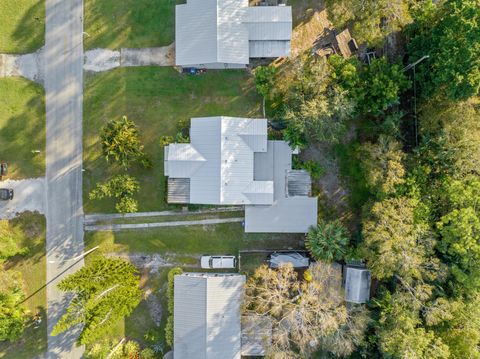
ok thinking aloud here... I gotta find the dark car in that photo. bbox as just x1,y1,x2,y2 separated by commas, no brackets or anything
0,163,7,177
0,188,14,200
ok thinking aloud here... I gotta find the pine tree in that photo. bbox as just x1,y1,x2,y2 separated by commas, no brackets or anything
52,257,142,344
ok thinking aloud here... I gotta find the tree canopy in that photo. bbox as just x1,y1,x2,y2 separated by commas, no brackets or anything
52,257,142,344
407,0,480,100
101,116,150,168
89,174,140,213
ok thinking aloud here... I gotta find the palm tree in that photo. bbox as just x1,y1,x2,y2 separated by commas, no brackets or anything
306,220,349,261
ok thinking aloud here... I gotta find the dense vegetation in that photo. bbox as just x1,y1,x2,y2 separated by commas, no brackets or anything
255,0,480,357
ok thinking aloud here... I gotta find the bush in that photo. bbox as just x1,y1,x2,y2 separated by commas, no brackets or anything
159,135,173,147
165,267,183,347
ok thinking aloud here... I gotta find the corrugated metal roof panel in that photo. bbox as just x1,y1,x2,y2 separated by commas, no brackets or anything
246,6,292,22
345,267,371,304
246,22,292,40
249,40,291,57
175,0,219,66
217,0,250,65
174,274,245,359
287,170,312,197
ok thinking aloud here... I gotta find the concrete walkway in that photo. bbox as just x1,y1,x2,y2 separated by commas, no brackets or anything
85,217,245,232
0,43,174,83
0,49,44,84
0,178,46,219
83,44,175,72
84,206,243,222
44,0,85,357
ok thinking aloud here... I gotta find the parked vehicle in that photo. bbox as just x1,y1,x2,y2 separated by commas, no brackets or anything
0,163,7,177
268,252,309,269
0,188,14,200
201,255,237,269
182,67,207,75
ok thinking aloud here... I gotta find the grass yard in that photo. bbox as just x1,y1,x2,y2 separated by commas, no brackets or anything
0,0,44,53
0,78,45,179
0,212,47,359
84,0,175,50
83,67,261,214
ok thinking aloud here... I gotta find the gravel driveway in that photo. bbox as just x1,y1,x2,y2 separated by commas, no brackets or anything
0,178,46,219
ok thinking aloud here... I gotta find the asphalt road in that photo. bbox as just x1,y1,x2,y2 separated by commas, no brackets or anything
44,0,85,357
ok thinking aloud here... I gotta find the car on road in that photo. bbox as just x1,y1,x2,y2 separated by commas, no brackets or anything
0,188,14,200
201,255,237,269
268,251,310,269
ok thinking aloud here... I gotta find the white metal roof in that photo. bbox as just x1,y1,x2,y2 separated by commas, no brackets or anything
165,144,207,178
175,0,292,66
165,117,274,205
246,7,292,40
174,273,246,359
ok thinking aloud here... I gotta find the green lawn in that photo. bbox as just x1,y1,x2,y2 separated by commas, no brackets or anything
0,78,45,179
83,67,261,213
84,0,175,50
0,212,47,359
0,0,44,53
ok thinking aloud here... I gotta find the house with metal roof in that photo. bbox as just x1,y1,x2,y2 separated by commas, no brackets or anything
175,0,292,68
173,273,246,359
164,116,317,233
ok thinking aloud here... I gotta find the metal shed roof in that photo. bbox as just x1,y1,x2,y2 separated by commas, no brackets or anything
345,267,371,304
174,273,246,359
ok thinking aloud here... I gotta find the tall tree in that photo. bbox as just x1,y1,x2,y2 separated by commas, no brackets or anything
101,116,150,168
52,257,142,344
0,220,28,262
407,0,480,100
244,263,368,358
377,290,450,359
359,135,406,197
89,174,140,213
355,58,410,116
0,270,26,341
326,0,413,45
437,176,480,292
362,197,438,282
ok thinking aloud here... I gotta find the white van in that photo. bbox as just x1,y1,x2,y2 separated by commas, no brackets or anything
200,255,237,269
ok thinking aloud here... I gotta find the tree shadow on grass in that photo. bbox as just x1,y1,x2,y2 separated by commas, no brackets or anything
10,0,45,54
0,81,45,179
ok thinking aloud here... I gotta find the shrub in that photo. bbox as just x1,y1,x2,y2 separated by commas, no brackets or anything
165,267,183,347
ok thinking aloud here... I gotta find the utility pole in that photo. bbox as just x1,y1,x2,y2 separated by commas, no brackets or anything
403,55,429,146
